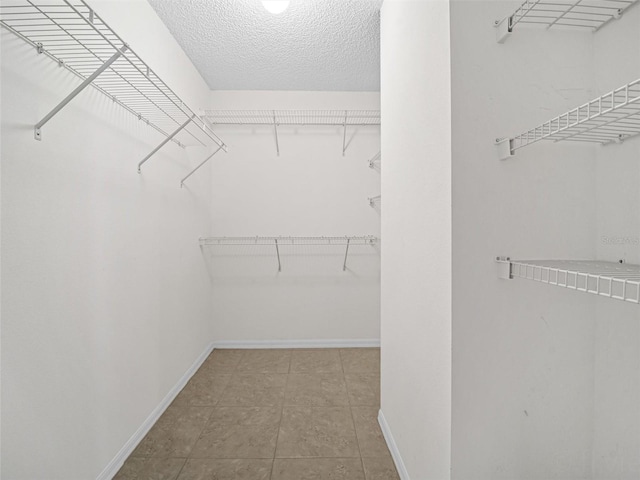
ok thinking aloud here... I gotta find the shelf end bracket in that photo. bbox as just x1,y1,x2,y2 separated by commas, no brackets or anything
343,238,351,271
495,16,513,43
34,44,128,141
496,256,513,279
496,138,515,160
138,114,196,173
180,145,224,188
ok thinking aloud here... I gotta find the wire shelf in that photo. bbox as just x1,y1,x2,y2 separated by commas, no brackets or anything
497,258,640,304
200,236,379,271
498,78,640,158
203,110,381,126
0,0,224,150
200,236,379,246
497,0,638,40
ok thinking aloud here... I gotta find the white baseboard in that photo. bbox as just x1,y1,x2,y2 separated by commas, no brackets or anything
378,409,410,480
96,342,215,480
212,338,380,349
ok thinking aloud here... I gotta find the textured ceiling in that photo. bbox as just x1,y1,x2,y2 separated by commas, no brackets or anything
147,0,382,91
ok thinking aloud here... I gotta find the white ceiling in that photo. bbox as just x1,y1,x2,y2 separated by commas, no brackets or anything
147,0,382,92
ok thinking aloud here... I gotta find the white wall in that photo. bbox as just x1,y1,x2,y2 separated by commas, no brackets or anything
1,1,215,478
592,5,640,478
207,90,381,343
380,1,452,478
450,1,638,479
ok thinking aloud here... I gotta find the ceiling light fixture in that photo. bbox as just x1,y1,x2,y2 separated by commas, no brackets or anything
262,0,290,14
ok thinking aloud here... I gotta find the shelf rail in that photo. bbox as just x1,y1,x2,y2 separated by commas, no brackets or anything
496,257,640,304
203,110,381,156
495,0,638,42
497,78,640,159
200,236,379,272
0,0,227,179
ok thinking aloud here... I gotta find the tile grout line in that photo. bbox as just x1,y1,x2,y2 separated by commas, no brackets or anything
269,349,292,479
176,349,245,479
341,349,368,478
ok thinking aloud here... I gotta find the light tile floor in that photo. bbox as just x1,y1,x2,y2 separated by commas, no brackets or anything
115,348,399,480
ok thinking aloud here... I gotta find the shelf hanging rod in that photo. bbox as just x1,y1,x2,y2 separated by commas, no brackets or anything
180,145,224,188
138,114,195,173
34,44,128,140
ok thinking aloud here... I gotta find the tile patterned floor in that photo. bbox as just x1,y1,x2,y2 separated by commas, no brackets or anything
115,348,399,480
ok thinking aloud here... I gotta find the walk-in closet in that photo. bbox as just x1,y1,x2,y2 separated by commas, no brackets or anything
1,0,638,479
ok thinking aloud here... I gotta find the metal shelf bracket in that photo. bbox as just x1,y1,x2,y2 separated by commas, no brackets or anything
343,238,351,271
275,239,282,272
34,44,128,140
180,145,224,187
342,110,348,156
495,17,512,43
273,110,280,156
138,114,196,173
496,138,514,160
496,256,513,279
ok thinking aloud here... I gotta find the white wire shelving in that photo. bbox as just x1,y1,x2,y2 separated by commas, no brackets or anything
200,236,379,272
203,110,381,156
497,78,640,159
496,257,640,304
0,0,226,182
495,0,638,42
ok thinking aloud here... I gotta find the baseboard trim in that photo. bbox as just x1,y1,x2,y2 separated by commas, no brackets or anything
378,409,410,480
96,342,215,480
212,338,381,349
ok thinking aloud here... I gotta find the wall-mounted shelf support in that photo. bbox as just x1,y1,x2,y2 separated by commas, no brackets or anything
273,111,280,156
369,195,381,208
342,111,348,156
368,151,381,169
275,239,282,272
138,115,195,173
495,0,638,43
497,78,640,159
203,110,380,156
343,238,351,271
496,257,640,304
200,236,379,272
180,145,224,187
34,44,128,140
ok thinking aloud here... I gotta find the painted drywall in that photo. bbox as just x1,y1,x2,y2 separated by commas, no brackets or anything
451,1,601,479
1,0,215,478
379,1,452,478
206,90,381,342
592,4,640,478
